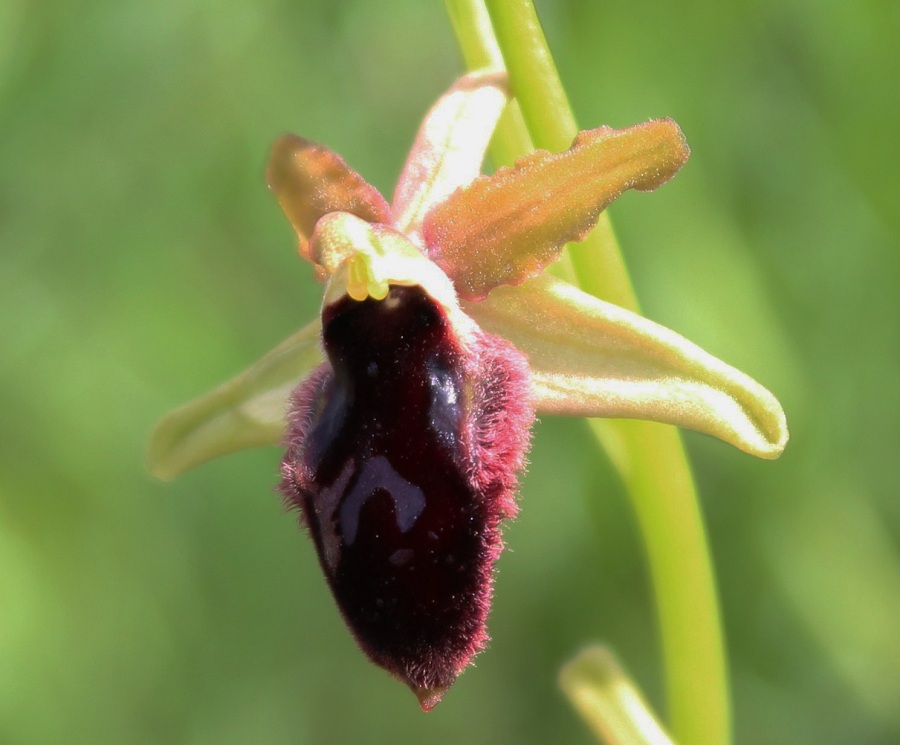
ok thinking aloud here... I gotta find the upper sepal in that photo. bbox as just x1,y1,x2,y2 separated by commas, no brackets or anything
391,70,509,239
423,119,689,301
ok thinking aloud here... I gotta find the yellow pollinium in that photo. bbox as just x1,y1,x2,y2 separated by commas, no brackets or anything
314,212,459,313
346,252,390,302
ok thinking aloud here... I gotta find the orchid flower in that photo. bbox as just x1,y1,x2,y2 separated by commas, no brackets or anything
148,70,787,711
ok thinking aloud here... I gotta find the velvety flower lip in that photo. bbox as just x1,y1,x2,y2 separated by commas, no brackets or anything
147,69,788,708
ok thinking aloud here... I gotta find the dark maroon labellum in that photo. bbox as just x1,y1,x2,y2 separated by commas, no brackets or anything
280,284,532,709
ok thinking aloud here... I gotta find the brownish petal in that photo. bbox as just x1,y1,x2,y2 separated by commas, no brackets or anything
422,119,689,301
266,134,392,266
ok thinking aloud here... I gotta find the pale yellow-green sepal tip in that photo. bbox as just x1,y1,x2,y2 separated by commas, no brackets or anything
559,646,675,745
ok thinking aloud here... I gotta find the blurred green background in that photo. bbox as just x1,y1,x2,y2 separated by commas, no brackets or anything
2,0,899,743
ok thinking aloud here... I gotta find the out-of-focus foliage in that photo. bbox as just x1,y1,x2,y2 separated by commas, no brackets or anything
1,1,897,743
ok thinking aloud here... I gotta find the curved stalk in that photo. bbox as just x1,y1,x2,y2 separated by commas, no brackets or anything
445,2,731,743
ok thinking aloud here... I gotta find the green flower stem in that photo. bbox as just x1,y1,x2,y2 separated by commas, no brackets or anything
594,419,728,745
482,0,635,310
445,0,580,283
446,2,731,744
445,0,533,169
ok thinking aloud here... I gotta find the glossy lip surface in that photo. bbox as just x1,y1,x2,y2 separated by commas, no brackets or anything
279,285,530,707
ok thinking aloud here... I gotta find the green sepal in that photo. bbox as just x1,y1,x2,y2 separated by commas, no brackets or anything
147,319,323,480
